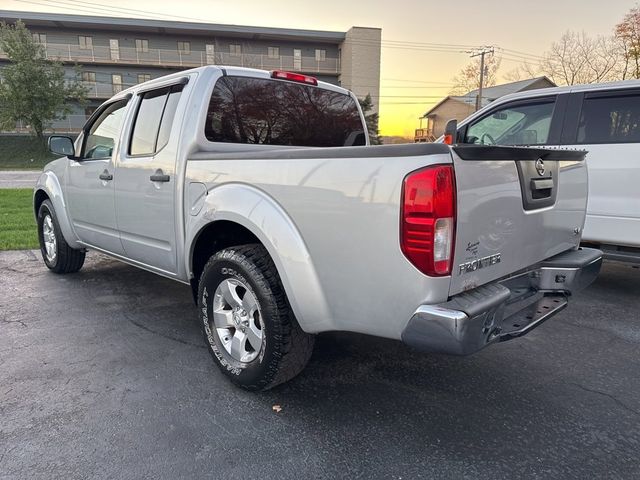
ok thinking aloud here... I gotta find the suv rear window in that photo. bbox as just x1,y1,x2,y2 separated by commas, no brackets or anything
204,76,366,147
577,93,640,144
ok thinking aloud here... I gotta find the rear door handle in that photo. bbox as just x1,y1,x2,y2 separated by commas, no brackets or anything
150,170,170,183
99,170,113,181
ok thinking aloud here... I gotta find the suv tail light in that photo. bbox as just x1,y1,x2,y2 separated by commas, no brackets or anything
400,165,456,276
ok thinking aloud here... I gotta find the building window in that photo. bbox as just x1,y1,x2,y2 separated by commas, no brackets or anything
112,74,123,94
315,49,326,62
267,47,279,59
32,33,46,45
177,41,191,54
206,44,215,64
135,39,149,53
78,36,93,50
230,44,242,56
82,71,96,83
137,74,151,84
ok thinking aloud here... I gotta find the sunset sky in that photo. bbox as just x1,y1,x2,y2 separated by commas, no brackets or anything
1,0,635,136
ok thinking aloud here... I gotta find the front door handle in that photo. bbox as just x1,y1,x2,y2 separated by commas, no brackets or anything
99,170,113,181
150,169,170,183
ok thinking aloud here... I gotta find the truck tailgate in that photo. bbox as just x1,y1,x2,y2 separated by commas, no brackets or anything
449,145,588,296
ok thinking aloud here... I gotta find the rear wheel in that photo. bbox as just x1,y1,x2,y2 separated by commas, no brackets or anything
37,199,85,274
198,244,314,391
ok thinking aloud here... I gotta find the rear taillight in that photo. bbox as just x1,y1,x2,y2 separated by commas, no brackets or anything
400,165,456,276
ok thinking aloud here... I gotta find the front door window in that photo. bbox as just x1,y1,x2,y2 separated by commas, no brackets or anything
82,101,128,159
464,100,556,146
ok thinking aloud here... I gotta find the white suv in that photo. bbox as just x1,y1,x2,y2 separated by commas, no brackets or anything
453,80,640,264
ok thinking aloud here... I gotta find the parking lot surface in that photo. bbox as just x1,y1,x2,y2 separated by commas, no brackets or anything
1,250,639,479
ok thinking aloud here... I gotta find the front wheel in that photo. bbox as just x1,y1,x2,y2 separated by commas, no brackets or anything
198,244,314,391
37,199,85,274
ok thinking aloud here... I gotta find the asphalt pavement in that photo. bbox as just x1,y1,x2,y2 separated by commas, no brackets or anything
0,171,40,189
1,250,639,479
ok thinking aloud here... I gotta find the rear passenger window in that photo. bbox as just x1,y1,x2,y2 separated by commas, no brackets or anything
204,76,365,147
156,87,183,151
464,101,555,146
577,93,640,144
129,84,183,155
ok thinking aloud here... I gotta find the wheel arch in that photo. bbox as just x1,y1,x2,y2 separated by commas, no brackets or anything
186,184,333,334
34,171,81,249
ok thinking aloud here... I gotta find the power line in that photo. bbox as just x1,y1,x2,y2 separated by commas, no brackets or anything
13,0,219,23
11,0,546,65
380,78,455,84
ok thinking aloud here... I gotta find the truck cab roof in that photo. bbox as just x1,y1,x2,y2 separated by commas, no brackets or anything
118,65,352,99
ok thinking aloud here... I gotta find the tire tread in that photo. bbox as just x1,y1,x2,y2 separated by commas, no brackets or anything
199,244,314,390
38,200,85,274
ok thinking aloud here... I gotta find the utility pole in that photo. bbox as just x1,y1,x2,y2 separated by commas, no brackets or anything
467,46,494,111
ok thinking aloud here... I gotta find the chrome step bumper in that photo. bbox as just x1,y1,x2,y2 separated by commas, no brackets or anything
401,248,602,355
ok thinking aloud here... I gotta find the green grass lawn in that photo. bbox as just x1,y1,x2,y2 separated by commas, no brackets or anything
0,135,57,170
0,188,38,250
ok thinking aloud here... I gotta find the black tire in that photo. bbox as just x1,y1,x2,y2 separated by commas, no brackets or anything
198,244,314,391
37,199,85,274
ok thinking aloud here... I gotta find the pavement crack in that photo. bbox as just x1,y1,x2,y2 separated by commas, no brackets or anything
0,318,27,328
125,314,204,349
0,446,16,466
570,382,640,417
2,267,29,274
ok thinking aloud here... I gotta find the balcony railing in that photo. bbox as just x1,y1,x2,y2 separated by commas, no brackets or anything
76,80,136,98
10,114,90,134
414,128,436,143
0,42,340,74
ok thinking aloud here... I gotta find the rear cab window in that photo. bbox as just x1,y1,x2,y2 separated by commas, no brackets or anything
204,76,366,147
464,99,556,146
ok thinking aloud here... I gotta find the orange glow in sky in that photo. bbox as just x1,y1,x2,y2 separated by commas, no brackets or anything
2,0,634,137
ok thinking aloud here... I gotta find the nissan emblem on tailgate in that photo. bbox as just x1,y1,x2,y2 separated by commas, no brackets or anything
535,158,546,176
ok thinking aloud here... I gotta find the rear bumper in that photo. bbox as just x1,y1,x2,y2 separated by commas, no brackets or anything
401,248,602,355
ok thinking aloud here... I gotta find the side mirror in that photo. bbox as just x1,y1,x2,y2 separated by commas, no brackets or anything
48,135,76,157
444,119,458,145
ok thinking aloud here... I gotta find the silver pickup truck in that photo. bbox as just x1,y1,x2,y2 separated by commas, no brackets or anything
35,66,602,391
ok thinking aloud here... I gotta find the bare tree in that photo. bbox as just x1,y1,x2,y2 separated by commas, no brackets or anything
449,54,501,95
503,61,541,82
615,6,640,79
514,31,619,86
